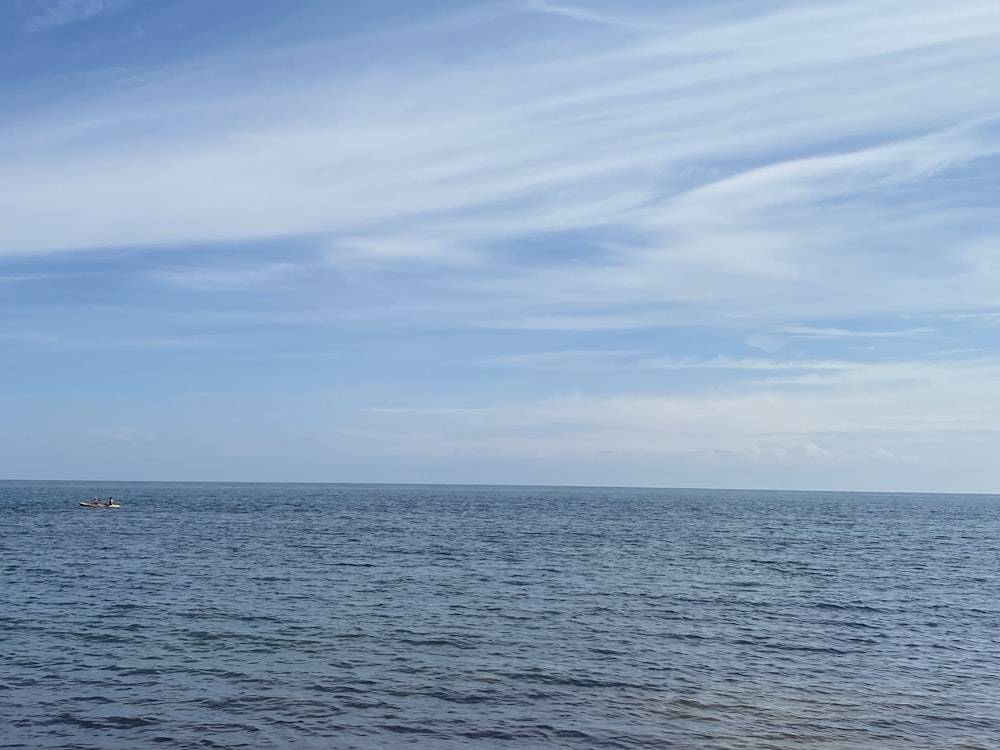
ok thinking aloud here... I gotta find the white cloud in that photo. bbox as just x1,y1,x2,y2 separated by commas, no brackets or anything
746,325,936,351
353,358,1000,470
5,1,1000,490
641,356,853,371
486,349,637,367
775,326,936,340
0,0,996,337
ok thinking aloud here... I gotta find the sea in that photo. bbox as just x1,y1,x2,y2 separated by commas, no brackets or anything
1,482,999,749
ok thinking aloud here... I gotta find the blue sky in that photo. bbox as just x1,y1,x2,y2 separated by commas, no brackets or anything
2,0,1000,490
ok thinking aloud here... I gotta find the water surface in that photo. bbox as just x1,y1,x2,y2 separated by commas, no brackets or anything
2,482,998,748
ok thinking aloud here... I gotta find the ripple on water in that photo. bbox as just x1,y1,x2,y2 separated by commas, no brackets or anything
2,483,1000,749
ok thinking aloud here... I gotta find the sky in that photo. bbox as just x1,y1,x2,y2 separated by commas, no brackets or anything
2,0,1000,491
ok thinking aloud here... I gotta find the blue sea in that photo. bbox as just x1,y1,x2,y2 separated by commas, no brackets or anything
2,482,999,749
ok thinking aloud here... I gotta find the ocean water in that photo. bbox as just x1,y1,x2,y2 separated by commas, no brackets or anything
2,482,999,749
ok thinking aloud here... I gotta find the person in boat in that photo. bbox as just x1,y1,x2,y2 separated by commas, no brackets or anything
106,497,114,507
92,497,99,505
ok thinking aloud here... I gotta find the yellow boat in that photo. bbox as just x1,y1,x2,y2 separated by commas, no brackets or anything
79,502,120,508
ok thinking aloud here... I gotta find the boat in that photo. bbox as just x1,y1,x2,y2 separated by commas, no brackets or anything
79,502,120,508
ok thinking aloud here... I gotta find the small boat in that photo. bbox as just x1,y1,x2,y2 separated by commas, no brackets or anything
79,502,120,508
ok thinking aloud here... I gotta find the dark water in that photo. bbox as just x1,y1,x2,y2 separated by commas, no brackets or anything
2,482,999,749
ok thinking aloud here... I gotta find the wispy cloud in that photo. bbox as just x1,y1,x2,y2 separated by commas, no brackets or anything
1,0,997,334
486,349,637,368
746,325,936,351
641,356,855,371
355,358,1000,467
2,1,1000,488
775,326,936,341
154,262,307,292
25,0,130,31
524,0,663,31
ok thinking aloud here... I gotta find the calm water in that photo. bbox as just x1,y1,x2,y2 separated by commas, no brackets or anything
2,482,999,749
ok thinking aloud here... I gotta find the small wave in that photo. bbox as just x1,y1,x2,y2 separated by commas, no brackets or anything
815,602,886,612
533,723,598,741
7,483,1000,749
425,689,496,705
461,729,519,740
379,723,436,734
399,637,475,649
506,671,645,690
43,712,161,730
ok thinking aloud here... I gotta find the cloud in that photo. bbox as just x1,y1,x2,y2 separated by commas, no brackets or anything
486,349,638,368
154,261,306,291
352,357,1000,469
3,0,1000,490
2,0,997,341
25,0,130,31
775,326,936,340
524,0,663,31
641,356,854,371
746,325,936,351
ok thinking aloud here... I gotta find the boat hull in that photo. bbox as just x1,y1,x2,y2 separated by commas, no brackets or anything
79,503,120,508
